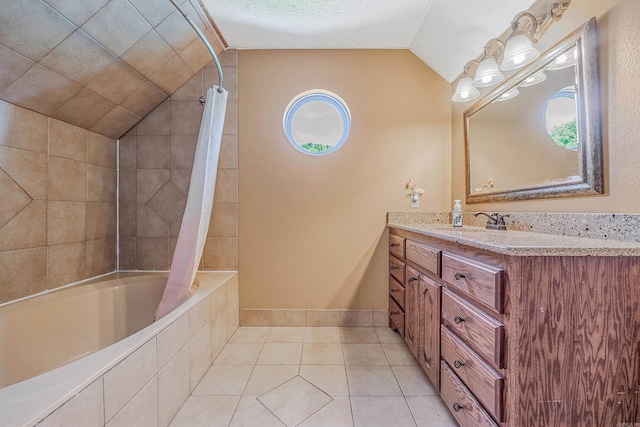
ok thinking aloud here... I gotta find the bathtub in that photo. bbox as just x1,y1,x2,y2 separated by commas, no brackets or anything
0,271,239,427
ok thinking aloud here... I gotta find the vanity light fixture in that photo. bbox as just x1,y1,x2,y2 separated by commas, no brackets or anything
546,46,578,70
452,2,570,103
519,70,547,87
495,88,520,102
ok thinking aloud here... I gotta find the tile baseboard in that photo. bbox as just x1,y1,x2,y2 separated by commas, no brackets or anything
240,309,388,327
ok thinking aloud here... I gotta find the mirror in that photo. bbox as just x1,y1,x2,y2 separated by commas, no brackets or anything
464,17,603,203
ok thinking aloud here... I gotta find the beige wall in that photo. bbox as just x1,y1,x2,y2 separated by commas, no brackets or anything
119,50,239,271
452,0,640,213
0,101,117,304
239,49,451,309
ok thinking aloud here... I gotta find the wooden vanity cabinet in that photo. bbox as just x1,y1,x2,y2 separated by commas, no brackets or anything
419,274,441,387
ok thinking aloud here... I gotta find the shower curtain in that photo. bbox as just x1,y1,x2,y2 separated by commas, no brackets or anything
155,86,228,320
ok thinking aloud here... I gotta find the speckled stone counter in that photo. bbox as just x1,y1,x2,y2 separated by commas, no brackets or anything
388,222,640,257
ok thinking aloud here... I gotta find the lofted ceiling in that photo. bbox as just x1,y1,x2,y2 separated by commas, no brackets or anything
0,0,224,139
203,0,536,82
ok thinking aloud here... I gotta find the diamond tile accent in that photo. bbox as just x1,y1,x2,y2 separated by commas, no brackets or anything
258,376,332,426
147,180,187,225
0,168,32,229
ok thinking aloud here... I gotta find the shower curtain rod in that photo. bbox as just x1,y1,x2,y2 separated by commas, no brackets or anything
169,0,224,93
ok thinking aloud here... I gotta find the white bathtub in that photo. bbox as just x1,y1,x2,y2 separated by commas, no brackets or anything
0,271,239,427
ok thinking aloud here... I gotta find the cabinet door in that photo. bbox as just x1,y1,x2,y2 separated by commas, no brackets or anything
419,275,441,389
404,266,420,359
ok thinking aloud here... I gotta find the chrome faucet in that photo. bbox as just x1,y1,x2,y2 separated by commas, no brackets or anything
473,212,510,231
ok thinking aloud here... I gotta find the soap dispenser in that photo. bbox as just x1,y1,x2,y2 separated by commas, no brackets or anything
452,200,463,227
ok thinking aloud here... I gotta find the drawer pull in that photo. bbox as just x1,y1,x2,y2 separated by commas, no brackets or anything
390,288,398,293
408,277,418,282
390,265,399,270
454,359,465,369
452,402,464,412
390,310,400,315
390,243,400,248
454,316,465,324
454,272,466,280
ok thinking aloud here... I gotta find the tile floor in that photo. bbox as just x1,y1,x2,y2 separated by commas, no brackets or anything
169,326,458,427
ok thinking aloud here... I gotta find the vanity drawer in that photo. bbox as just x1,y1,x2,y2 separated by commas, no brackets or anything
441,253,505,314
389,234,405,259
389,296,405,337
389,276,405,309
389,255,405,284
442,290,504,369
406,239,441,276
441,326,503,421
441,361,498,427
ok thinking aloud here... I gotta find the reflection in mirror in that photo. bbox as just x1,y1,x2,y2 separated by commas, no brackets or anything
464,18,603,203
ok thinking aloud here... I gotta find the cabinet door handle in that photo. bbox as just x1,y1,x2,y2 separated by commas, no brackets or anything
390,288,398,293
452,402,464,412
408,277,418,282
454,316,465,324
408,331,414,341
454,359,465,369
390,310,400,315
454,272,466,280
390,242,400,248
390,265,399,270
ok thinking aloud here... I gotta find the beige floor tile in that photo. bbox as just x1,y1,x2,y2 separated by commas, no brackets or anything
374,327,405,344
392,365,439,396
229,327,271,343
343,344,389,366
213,343,263,365
299,365,349,395
382,343,419,366
351,396,416,427
192,365,253,395
169,395,240,427
298,396,353,427
243,365,299,396
340,327,380,343
257,343,303,365
258,376,332,426
267,327,305,343
229,396,286,427
301,343,344,365
304,327,342,343
405,396,458,427
346,366,402,396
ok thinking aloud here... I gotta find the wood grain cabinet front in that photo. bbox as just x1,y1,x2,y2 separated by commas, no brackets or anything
389,296,404,337
389,234,405,259
389,255,405,284
404,266,421,359
419,275,441,389
389,276,405,310
406,239,441,276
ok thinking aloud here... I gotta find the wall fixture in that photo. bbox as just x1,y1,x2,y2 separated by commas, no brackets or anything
452,2,570,103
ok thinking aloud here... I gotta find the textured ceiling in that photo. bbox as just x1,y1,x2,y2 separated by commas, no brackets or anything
0,0,224,139
204,0,535,82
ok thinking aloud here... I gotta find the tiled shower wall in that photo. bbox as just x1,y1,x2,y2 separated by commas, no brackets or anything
119,49,238,271
0,101,117,304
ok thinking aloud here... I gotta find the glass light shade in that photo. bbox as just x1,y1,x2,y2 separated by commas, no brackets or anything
500,34,541,71
472,57,505,87
495,88,520,102
452,77,480,103
520,70,547,87
546,47,578,70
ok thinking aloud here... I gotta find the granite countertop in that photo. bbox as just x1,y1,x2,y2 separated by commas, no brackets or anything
387,222,640,256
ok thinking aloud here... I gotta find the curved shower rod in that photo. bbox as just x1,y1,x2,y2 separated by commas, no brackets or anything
169,0,224,93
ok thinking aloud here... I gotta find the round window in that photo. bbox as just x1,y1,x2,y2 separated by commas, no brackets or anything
545,86,578,151
283,90,351,155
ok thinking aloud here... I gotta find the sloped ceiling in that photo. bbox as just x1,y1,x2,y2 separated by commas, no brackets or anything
0,0,224,139
204,0,535,82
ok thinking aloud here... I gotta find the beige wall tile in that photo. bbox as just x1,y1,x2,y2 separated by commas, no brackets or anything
214,169,238,203
155,8,198,53
87,164,116,202
373,309,388,327
189,297,211,337
227,276,240,337
87,60,146,105
120,30,175,78
0,101,48,153
150,56,194,95
170,71,203,101
47,201,86,245
170,101,201,135
0,200,46,251
211,310,229,361
240,309,271,327
106,377,158,427
189,321,212,391
179,36,212,74
86,238,115,277
127,0,174,27
219,134,238,169
89,106,141,139
137,203,169,238
87,132,117,167
204,66,237,102
119,202,136,238
38,378,104,427
119,169,137,204
0,247,47,304
103,338,157,422
157,313,189,369
47,242,86,289
118,237,136,270
136,101,170,136
118,132,136,169
137,169,169,203
120,81,167,118
0,168,31,229
203,237,238,270
208,203,238,238
217,49,238,68
210,283,227,316
0,145,47,199
137,135,169,169
136,237,169,270
49,118,88,162
42,0,109,27
170,169,191,195
169,135,197,169
223,101,238,135
53,88,117,129
271,309,305,327
340,310,374,327
48,156,87,202
0,44,35,93
305,310,340,327
86,202,116,240
158,346,190,427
